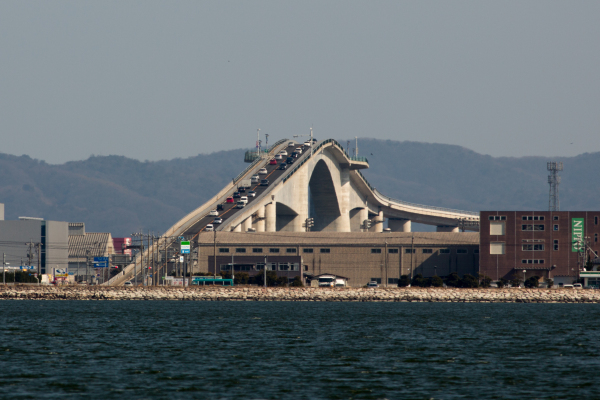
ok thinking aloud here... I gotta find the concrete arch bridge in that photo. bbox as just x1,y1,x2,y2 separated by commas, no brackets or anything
109,138,479,286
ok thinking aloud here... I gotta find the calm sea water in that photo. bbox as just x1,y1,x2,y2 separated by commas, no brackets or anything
0,301,598,399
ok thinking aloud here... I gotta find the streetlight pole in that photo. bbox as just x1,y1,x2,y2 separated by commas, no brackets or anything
264,255,267,288
523,269,526,287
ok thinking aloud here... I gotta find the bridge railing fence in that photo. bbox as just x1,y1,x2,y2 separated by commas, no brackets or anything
233,139,288,184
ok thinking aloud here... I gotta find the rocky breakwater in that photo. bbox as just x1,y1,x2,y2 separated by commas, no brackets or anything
1,286,600,303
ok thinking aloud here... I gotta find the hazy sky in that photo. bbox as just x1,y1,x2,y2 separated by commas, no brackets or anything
1,1,599,164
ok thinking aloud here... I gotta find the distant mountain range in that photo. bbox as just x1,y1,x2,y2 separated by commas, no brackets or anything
1,139,598,237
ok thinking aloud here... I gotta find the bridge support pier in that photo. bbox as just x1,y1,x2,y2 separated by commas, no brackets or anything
388,218,411,232
266,202,276,232
233,224,242,232
436,225,459,233
256,208,265,232
359,208,369,232
243,217,252,232
374,211,384,233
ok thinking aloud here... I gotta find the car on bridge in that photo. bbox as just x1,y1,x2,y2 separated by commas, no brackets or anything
260,179,269,186
286,157,294,164
288,141,295,147
269,159,277,165
304,141,311,146
240,196,248,204
205,224,214,231
213,218,223,224
248,190,256,197
217,204,224,211
233,192,241,198
236,201,246,209
209,210,219,217
279,163,287,170
226,197,234,203
279,150,287,156
251,175,260,183
258,168,268,174
295,147,302,154
238,187,246,193
275,154,282,160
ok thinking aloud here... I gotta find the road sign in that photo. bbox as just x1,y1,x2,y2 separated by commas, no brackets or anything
93,257,109,268
179,256,184,262
180,241,190,254
20,266,35,270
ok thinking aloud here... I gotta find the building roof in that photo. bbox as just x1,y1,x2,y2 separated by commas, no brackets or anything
197,231,479,247
68,232,114,259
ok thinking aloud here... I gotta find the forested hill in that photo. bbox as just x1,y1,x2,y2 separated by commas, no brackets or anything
1,139,598,236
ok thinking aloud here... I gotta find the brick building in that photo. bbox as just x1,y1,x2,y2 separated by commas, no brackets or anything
480,211,600,286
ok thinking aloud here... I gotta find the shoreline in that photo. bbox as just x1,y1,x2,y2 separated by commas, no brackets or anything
0,286,599,303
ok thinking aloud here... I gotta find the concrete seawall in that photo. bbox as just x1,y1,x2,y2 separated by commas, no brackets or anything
1,286,599,303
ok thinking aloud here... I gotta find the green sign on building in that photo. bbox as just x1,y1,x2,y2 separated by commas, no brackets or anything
571,218,584,252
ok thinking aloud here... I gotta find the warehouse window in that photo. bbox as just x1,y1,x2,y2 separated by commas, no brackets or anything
388,278,399,284
320,248,331,253
596,216,599,225
405,249,416,254
490,243,505,255
488,215,506,221
554,240,559,251
553,225,559,231
269,248,279,253
522,244,545,251
286,248,297,253
252,248,262,253
439,249,450,254
370,278,382,284
388,249,399,254
522,224,544,231
521,259,545,264
371,249,382,254
235,248,246,253
457,249,468,254
490,222,505,235
553,216,559,221
303,248,313,253
219,248,229,253
422,249,433,254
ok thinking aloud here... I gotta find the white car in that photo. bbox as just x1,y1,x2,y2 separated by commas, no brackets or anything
367,281,379,288
205,224,214,232
288,141,295,147
275,154,282,160
295,147,303,154
213,218,223,224
251,175,260,183
279,150,288,156
248,190,256,197
240,196,248,204
209,210,218,217
258,168,268,175
304,141,311,147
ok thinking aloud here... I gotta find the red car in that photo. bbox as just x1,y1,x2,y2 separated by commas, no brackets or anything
226,197,234,203
269,159,277,165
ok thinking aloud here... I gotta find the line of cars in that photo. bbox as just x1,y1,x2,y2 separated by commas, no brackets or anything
202,139,317,232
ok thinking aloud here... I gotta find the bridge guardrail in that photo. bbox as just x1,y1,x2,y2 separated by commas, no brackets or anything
233,139,288,184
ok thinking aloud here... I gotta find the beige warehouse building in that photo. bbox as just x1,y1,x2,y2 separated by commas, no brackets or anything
195,232,479,287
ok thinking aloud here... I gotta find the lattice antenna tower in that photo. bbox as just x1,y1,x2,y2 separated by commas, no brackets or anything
547,161,563,211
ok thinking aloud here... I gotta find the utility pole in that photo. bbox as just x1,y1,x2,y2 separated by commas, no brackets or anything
3,253,5,285
257,128,261,159
264,255,267,288
355,136,358,158
37,243,41,276
213,230,217,278
410,235,414,281
265,133,269,150
385,240,388,287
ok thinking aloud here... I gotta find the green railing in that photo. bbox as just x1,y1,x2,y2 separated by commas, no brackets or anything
234,139,288,183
